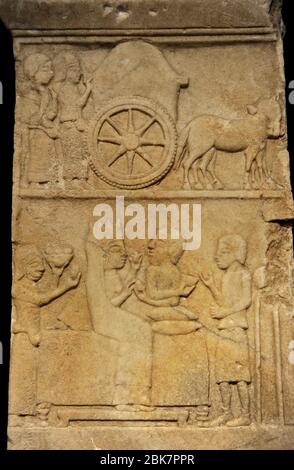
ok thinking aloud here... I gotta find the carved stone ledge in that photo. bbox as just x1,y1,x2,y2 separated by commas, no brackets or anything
0,0,274,31
8,425,294,450
18,189,287,200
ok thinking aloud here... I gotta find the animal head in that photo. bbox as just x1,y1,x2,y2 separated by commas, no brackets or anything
247,94,284,137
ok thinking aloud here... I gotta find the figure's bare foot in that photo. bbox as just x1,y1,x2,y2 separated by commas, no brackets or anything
226,414,251,427
198,411,233,428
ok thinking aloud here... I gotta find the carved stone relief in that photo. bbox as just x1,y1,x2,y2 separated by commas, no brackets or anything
2,0,294,450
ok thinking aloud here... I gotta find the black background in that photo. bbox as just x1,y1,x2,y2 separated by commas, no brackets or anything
0,0,293,463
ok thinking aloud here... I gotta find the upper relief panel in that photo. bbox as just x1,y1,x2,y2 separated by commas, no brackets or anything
13,36,290,197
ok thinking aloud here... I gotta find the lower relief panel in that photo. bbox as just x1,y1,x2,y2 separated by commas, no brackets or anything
8,199,294,449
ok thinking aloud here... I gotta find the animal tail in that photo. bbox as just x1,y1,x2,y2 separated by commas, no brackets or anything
174,124,190,170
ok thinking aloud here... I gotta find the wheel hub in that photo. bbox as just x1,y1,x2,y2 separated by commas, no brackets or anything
123,133,139,151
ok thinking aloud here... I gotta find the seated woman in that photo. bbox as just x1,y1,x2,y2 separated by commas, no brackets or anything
131,240,210,417
134,239,201,333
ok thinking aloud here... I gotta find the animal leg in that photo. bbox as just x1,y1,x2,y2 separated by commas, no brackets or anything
196,149,216,189
251,160,260,189
255,150,265,187
244,145,261,190
182,159,194,190
206,150,224,189
182,144,213,190
197,162,211,189
192,160,203,189
260,143,278,189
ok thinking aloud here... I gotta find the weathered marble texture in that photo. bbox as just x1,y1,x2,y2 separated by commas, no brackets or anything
0,0,293,450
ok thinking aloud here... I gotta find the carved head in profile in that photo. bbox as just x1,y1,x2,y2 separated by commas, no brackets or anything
147,239,184,266
23,53,54,87
101,240,128,270
26,256,45,282
54,52,81,84
215,235,247,270
17,246,45,282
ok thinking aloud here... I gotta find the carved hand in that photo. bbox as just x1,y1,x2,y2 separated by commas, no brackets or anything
66,271,82,289
125,279,137,292
199,270,214,289
180,283,196,297
116,279,137,303
128,253,143,273
86,77,93,89
210,306,226,319
28,124,60,140
167,296,180,307
134,280,145,294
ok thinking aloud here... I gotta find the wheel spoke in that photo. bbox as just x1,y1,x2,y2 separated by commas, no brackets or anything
137,117,156,137
98,136,122,145
140,139,165,147
136,147,154,167
127,108,135,132
108,145,126,167
105,118,124,136
126,150,136,175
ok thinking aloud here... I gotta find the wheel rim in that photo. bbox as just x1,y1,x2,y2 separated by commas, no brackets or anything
88,96,177,189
